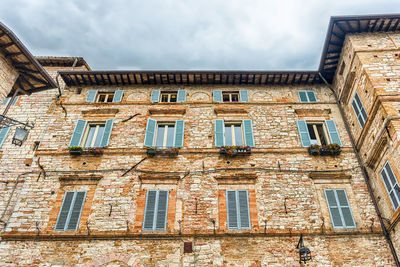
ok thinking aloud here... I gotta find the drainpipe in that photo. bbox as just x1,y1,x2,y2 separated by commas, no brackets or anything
366,116,400,164
318,73,400,266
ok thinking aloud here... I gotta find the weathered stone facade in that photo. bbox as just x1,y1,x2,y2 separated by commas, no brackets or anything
0,15,399,266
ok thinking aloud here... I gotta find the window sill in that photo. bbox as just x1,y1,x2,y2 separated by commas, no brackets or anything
219,146,251,156
146,148,179,157
69,147,104,156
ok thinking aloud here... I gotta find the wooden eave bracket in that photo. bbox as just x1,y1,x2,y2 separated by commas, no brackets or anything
214,173,257,184
148,107,186,115
139,173,180,184
309,171,351,184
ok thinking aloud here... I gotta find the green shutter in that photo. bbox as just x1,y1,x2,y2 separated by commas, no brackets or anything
86,90,98,102
239,90,249,102
177,90,186,102
112,90,124,102
238,190,250,229
0,127,11,148
325,120,342,146
143,191,157,230
296,120,311,147
243,119,255,147
214,119,224,147
2,97,10,106
66,191,86,231
174,120,185,148
144,118,157,147
213,90,222,102
150,90,160,103
155,191,169,230
69,120,87,147
325,189,343,228
100,118,114,147
325,189,355,228
307,91,317,102
298,92,308,102
227,190,238,229
336,189,355,227
55,192,75,231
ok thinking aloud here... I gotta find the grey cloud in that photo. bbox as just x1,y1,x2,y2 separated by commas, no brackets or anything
0,0,399,70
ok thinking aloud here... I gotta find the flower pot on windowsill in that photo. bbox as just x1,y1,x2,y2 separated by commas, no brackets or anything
69,146,83,155
146,147,179,157
308,144,341,156
219,146,251,156
86,147,104,156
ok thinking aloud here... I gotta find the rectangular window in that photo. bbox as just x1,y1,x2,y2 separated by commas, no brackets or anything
83,123,105,148
224,122,244,146
324,189,355,228
298,91,317,103
55,191,86,231
155,123,175,148
144,119,185,148
226,190,251,229
381,161,400,211
351,92,368,128
222,91,239,103
143,190,169,231
96,92,114,103
296,120,342,147
160,91,177,103
2,96,19,106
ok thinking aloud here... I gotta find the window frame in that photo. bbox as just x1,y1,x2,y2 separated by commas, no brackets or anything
351,91,368,128
96,92,115,103
160,91,178,103
298,91,317,103
306,121,330,146
54,191,87,231
222,91,240,103
324,189,356,229
224,121,244,146
154,122,176,148
226,190,251,230
81,122,106,148
143,190,169,231
380,161,400,211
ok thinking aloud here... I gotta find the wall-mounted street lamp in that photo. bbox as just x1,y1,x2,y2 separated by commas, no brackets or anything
296,234,312,264
0,114,34,146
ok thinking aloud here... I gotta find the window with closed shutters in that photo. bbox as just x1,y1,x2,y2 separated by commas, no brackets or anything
143,190,169,231
380,161,400,211
55,191,86,231
226,190,251,229
324,189,356,229
351,92,368,128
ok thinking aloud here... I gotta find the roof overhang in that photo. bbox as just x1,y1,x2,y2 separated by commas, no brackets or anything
36,56,91,70
59,70,324,86
0,22,56,95
319,14,400,83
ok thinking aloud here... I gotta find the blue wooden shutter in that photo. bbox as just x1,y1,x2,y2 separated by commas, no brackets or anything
174,120,185,148
155,191,169,230
336,189,355,228
143,191,157,230
0,127,11,148
238,190,250,229
227,190,238,229
69,120,87,147
177,90,186,102
100,118,114,147
214,119,224,147
144,118,157,147
2,97,10,106
150,90,160,103
112,90,124,102
325,189,343,228
243,120,255,147
86,90,98,102
66,191,86,231
296,120,311,147
213,90,222,102
239,90,249,102
55,191,75,231
307,91,317,102
298,92,308,102
325,120,342,146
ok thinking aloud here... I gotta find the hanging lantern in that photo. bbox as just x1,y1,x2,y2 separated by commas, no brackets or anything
12,126,29,146
296,234,312,264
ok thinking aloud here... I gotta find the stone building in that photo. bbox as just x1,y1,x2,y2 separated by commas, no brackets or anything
0,14,399,266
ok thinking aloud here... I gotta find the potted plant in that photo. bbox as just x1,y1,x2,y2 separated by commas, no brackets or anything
69,146,83,155
146,147,179,157
308,144,341,156
309,145,320,156
87,147,103,156
220,146,251,156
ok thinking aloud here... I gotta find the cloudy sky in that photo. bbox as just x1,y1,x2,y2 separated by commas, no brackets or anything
1,0,399,70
